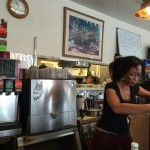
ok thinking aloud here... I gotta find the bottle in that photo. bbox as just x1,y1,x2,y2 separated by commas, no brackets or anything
131,142,139,150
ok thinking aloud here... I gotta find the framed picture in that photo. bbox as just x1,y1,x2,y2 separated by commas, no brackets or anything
62,7,104,61
117,28,142,59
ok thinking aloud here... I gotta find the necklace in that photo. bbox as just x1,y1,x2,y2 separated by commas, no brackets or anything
122,88,130,100
122,87,130,101
117,83,130,101
124,97,129,101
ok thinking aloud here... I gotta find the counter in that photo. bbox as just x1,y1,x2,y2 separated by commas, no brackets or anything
0,122,22,150
77,113,150,150
17,127,82,150
77,116,100,150
77,116,100,124
0,122,21,137
130,113,149,150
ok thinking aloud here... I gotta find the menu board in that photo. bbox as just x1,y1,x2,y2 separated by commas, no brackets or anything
117,28,142,59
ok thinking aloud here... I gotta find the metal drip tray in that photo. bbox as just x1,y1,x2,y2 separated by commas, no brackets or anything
0,122,22,137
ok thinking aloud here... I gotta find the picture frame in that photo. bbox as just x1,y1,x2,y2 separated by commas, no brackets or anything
117,28,142,59
62,7,104,61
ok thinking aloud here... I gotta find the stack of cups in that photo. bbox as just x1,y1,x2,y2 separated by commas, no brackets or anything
49,68,56,79
34,69,39,78
62,69,67,79
45,68,50,78
56,69,62,79
39,69,43,78
37,68,68,79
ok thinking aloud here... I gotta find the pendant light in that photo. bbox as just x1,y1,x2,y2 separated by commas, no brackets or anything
135,0,150,19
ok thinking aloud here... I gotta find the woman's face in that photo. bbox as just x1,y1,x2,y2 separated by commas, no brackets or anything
123,65,142,86
86,76,94,84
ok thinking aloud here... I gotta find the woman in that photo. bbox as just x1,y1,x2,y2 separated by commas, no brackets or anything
90,56,150,150
83,74,95,84
39,64,48,69
107,61,114,83
108,61,114,79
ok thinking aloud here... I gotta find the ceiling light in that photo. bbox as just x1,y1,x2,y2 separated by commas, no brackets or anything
135,0,150,19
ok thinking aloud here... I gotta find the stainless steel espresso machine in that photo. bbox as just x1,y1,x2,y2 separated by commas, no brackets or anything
19,79,77,135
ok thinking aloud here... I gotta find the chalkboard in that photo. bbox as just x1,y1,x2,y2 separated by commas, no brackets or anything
117,28,142,59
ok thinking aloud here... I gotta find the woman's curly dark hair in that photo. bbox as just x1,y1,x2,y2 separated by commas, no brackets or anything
112,56,143,82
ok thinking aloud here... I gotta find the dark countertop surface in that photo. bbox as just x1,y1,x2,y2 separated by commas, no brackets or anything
0,122,21,131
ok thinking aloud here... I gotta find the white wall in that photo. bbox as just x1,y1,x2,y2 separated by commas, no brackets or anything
1,0,150,64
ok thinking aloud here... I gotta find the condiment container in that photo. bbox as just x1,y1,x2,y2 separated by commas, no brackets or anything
131,142,139,150
96,92,104,100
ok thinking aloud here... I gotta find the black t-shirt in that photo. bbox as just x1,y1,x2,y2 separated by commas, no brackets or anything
97,82,139,134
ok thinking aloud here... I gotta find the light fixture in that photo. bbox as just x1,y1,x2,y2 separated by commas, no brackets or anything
135,0,150,19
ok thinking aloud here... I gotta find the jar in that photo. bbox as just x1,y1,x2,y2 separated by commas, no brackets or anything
131,142,139,150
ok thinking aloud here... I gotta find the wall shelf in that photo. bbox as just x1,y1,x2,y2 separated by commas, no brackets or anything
76,88,104,91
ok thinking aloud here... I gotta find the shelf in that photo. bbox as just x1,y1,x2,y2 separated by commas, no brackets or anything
76,88,104,91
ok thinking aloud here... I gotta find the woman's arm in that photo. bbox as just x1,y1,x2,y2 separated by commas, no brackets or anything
138,86,150,97
106,88,150,114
